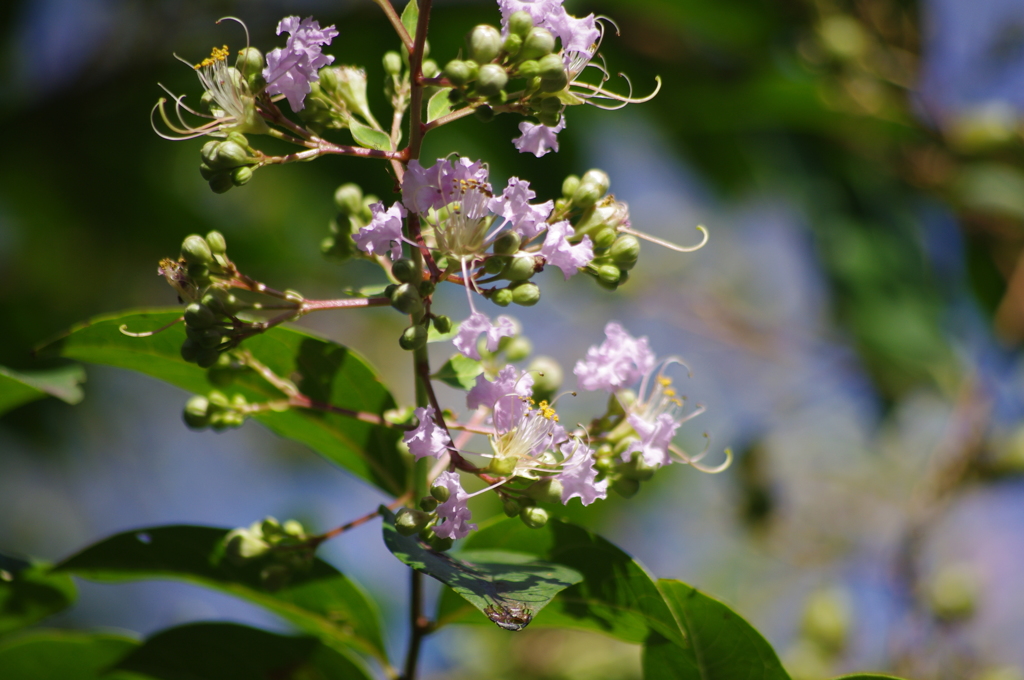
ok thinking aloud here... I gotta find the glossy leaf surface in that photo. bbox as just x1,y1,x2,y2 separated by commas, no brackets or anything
55,525,388,662
0,364,85,416
432,354,483,390
0,630,138,680
0,554,76,636
37,309,406,495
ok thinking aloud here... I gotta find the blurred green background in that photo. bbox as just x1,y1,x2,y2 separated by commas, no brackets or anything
2,0,1024,678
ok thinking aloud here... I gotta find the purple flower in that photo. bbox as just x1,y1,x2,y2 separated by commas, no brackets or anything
432,471,476,540
556,439,607,506
403,406,451,460
453,312,516,360
263,16,339,111
352,201,406,260
402,157,491,215
626,412,679,468
488,178,554,242
540,220,593,279
467,365,534,433
498,0,599,58
574,322,656,392
512,118,565,157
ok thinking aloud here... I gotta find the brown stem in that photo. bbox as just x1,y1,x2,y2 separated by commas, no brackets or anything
288,393,411,429
372,0,415,53
316,494,412,543
423,105,476,131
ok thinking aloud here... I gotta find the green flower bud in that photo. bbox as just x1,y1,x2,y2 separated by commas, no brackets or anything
425,531,454,552
206,230,227,255
928,563,979,621
537,110,562,127
215,140,252,168
621,454,657,481
801,588,851,652
208,173,234,194
419,280,436,297
502,497,521,517
526,478,563,503
430,482,451,503
444,59,472,87
493,231,521,255
181,234,214,266
197,328,224,349
283,519,305,537
224,529,270,565
334,183,363,215
597,263,621,285
488,91,508,107
562,174,581,198
399,324,429,351
432,315,453,334
503,254,538,281
419,495,439,512
448,88,466,105
180,338,201,363
260,517,282,536
395,507,433,536
231,166,253,186
572,182,605,210
423,59,440,78
467,25,502,64
592,227,617,250
491,288,513,307
537,54,564,80
196,346,221,369
540,72,568,93
208,390,229,408
609,235,640,270
503,33,523,58
475,105,495,122
528,356,562,400
235,47,264,81
517,59,540,79
184,302,217,329
519,505,549,529
612,476,640,498
509,10,534,38
390,283,424,318
383,51,403,76
475,64,508,98
511,281,541,306
484,256,506,274
520,27,556,61
538,94,563,113
199,162,218,181
504,335,532,362
183,395,211,429
581,169,611,194
391,258,419,284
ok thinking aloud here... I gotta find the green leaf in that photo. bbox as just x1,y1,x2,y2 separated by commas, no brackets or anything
432,354,483,390
0,630,139,680
349,120,393,151
0,364,85,416
114,622,373,680
37,309,407,496
642,579,789,680
426,89,454,123
381,508,581,630
0,554,77,636
400,0,419,40
828,676,908,680
55,525,389,663
434,517,682,646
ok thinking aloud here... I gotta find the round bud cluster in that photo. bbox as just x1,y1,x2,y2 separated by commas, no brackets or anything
199,133,258,194
558,170,639,290
235,47,265,90
441,11,566,126
223,516,313,590
182,390,249,431
322,183,382,260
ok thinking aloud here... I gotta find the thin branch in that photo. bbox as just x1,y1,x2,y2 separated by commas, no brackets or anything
372,0,414,53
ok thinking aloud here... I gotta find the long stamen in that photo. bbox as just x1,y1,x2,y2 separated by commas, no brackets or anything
618,224,708,253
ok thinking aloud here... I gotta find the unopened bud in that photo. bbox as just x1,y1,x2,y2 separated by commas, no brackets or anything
419,280,435,297
484,256,506,274
422,59,439,78
444,59,472,87
504,335,532,362
503,254,538,281
609,235,640,270
184,302,217,329
509,10,534,38
215,140,252,168
528,356,563,399
928,563,980,621
208,173,234,194
391,258,419,284
597,263,621,286
419,496,439,512
334,183,363,215
475,64,508,98
491,288,513,307
511,282,541,306
612,476,640,498
503,33,522,58
196,346,221,369
517,60,540,79
537,54,565,80
430,483,451,503
537,110,562,128
538,95,563,113
181,235,214,266
573,174,609,208
425,531,454,552
562,175,581,198
180,338,201,363
395,507,433,536
183,395,211,429
432,315,453,334
520,27,556,61
399,324,429,351
801,588,851,652
502,497,521,517
231,166,253,186
383,51,403,76
592,227,617,250
390,283,424,317
493,231,521,255
467,25,503,64
526,478,563,504
235,47,264,81
224,529,270,565
520,505,549,529
206,230,227,255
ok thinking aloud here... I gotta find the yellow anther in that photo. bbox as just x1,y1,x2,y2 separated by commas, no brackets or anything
671,398,683,407
195,45,230,70
663,388,676,397
658,376,672,387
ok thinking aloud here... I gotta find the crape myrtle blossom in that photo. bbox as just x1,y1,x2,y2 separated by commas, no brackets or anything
263,16,339,111
541,220,593,280
488,178,553,242
497,0,600,59
556,439,607,506
454,312,517,360
467,365,534,432
574,322,655,392
352,201,407,260
432,471,477,540
512,118,565,158
404,406,452,460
